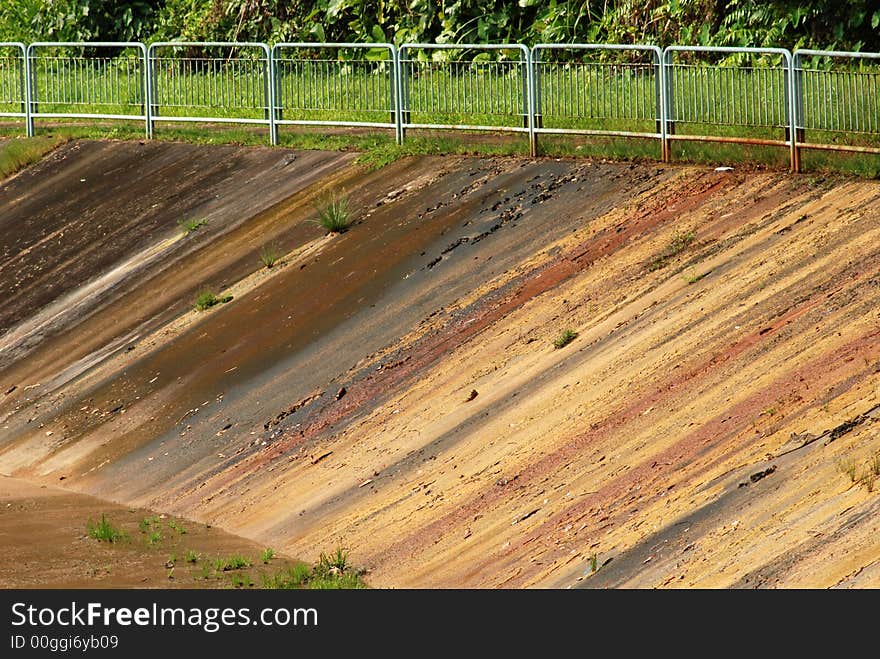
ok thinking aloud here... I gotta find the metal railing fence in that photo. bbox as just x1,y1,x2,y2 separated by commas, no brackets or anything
2,40,878,171
663,46,794,166
272,42,398,144
0,43,26,120
792,49,880,169
397,43,533,149
26,42,148,136
147,42,272,140
532,44,664,156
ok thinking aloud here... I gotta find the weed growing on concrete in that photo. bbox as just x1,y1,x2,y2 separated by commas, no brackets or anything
259,243,282,268
87,514,128,543
684,269,708,284
178,217,208,234
194,290,233,311
838,458,859,483
315,192,352,233
649,230,696,271
553,329,579,349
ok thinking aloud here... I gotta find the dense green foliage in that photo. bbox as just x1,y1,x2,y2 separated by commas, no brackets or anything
1,1,878,50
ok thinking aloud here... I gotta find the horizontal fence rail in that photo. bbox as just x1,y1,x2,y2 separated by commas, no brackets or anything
0,43,26,121
26,42,148,136
793,49,880,165
1,40,878,170
272,42,398,144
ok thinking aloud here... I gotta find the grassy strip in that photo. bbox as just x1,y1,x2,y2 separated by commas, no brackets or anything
0,120,877,178
0,135,69,179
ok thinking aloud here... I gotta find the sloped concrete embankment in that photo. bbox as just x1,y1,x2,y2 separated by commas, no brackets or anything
2,142,879,588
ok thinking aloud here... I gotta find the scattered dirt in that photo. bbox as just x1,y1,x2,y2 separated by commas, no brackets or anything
0,475,293,588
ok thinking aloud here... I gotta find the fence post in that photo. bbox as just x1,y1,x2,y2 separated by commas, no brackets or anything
531,47,543,155
789,53,803,173
525,47,536,157
25,45,34,136
267,46,277,146
398,46,409,143
148,44,159,135
661,48,674,162
139,43,151,139
654,47,666,162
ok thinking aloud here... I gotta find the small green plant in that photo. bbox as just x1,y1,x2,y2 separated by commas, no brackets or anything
229,572,254,589
213,555,252,571
87,514,127,543
261,548,275,564
648,230,696,271
200,564,213,580
138,515,159,533
838,458,860,483
553,329,579,349
167,553,177,565
185,550,201,564
178,217,208,234
871,452,880,477
147,531,163,546
194,290,233,311
259,243,282,268
761,407,777,417
589,553,599,573
314,192,352,233
318,546,350,573
683,269,708,284
168,520,187,535
860,470,876,493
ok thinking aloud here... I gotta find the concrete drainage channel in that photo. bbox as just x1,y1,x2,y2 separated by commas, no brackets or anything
1,140,880,588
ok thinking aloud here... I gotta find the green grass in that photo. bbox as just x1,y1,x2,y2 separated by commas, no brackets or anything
0,135,69,180
315,192,352,233
3,111,876,180
260,548,275,564
185,550,201,564
178,217,208,234
147,531,163,545
553,329,578,349
683,269,709,284
648,230,696,272
259,243,283,268
168,520,187,535
229,572,255,589
260,546,367,589
194,290,233,311
213,555,252,571
87,514,128,543
138,515,160,533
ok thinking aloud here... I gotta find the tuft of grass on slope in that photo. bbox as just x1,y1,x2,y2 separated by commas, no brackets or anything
314,192,352,233
194,290,233,311
87,514,128,543
553,329,579,349
0,135,68,180
178,217,208,234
